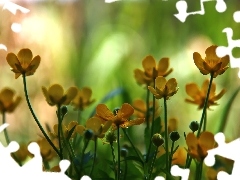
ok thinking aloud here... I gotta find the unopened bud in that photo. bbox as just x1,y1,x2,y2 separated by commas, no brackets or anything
152,133,164,147
189,121,199,132
84,129,94,140
170,131,180,142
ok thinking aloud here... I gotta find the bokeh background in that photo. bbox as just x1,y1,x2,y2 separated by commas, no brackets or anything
0,0,240,171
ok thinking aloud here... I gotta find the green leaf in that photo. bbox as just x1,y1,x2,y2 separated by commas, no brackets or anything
125,155,144,167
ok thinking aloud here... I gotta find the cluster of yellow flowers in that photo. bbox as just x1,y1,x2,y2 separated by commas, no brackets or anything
1,45,230,179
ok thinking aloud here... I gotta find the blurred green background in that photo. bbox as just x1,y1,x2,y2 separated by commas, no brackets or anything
0,0,240,156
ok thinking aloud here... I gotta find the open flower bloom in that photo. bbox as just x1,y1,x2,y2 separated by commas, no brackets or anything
186,131,215,162
185,79,225,109
96,103,145,129
42,84,78,106
71,87,95,110
148,76,178,99
50,121,78,140
134,55,173,86
0,88,21,113
132,99,160,121
6,48,41,79
193,45,229,78
75,117,112,140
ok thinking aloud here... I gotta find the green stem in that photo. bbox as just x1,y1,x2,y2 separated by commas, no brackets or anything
2,112,21,166
110,142,117,179
146,81,156,163
196,161,203,180
57,105,63,159
117,125,121,180
148,147,158,180
22,74,60,157
197,73,214,137
203,110,207,131
169,141,175,171
122,128,142,162
89,138,97,177
80,139,90,174
145,87,150,130
163,96,169,172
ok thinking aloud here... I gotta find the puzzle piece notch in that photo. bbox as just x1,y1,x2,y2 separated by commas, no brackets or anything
233,11,240,23
170,165,190,180
174,0,227,22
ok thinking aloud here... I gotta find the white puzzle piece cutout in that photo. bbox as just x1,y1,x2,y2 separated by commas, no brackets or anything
174,0,227,22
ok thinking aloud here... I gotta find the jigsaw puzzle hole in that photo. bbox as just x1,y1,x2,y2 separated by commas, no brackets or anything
232,47,240,58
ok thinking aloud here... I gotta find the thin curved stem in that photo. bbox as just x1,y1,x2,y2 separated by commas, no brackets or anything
57,105,63,159
22,74,60,157
110,142,117,179
148,147,158,180
89,138,98,177
197,74,214,137
169,141,175,171
145,87,150,130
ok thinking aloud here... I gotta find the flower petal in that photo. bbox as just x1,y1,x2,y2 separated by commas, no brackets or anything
166,78,178,94
205,45,219,60
25,55,41,75
86,117,102,133
63,86,78,104
142,55,156,74
186,83,200,99
198,131,215,152
96,104,115,121
75,125,86,135
157,57,171,75
6,53,21,70
193,52,209,74
120,118,145,128
155,76,167,91
17,48,33,69
48,84,64,104
118,103,134,119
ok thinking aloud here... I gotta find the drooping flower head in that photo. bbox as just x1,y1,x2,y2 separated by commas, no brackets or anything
71,87,95,110
42,84,78,107
193,45,229,78
148,76,178,99
6,48,41,79
96,103,145,129
185,79,225,109
0,88,21,113
134,55,173,86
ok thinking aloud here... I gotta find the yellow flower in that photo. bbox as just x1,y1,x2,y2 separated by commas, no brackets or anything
96,103,145,129
0,88,21,113
75,117,112,140
6,48,41,79
186,131,215,162
134,55,173,85
12,143,29,162
148,76,178,99
50,121,78,140
185,79,225,109
193,45,229,78
42,84,78,106
71,87,95,110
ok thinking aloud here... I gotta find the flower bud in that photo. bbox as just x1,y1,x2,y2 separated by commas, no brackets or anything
170,131,180,142
84,129,94,140
121,148,128,157
152,133,164,147
106,131,117,144
113,107,120,116
189,121,199,132
61,106,68,117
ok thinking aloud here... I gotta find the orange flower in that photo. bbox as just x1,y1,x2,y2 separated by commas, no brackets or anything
6,48,41,79
71,87,95,110
185,79,225,109
134,55,173,85
0,88,21,113
172,147,187,166
148,76,178,99
96,103,145,129
193,45,229,78
186,131,215,162
42,84,78,106
75,117,111,140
